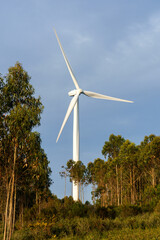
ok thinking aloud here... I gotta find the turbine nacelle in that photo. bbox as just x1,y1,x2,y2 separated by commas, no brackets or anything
68,89,83,97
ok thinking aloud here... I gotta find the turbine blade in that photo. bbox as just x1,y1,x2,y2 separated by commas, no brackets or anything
54,29,80,90
83,90,133,103
56,93,79,142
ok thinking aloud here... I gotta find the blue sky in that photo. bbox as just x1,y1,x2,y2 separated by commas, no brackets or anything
1,0,160,201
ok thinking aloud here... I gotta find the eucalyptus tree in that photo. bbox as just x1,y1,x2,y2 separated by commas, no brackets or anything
60,165,69,198
102,134,125,205
0,75,6,225
86,162,96,203
1,62,44,240
66,159,86,201
119,140,139,204
140,135,160,189
102,134,125,159
90,158,107,207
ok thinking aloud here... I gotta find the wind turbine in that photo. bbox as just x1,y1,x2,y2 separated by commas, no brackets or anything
54,29,133,201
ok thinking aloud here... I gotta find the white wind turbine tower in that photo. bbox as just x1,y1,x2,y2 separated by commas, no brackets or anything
54,29,133,201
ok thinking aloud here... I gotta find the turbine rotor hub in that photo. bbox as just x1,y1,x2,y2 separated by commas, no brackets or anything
68,89,83,96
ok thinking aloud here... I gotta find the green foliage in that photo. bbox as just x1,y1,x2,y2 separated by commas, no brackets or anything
11,202,160,239
117,205,142,218
102,134,125,159
95,206,117,219
12,194,160,239
66,160,86,184
102,228,160,240
0,63,51,240
12,228,35,240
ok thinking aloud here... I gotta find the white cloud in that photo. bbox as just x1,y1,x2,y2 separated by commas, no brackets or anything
74,33,92,45
60,28,92,45
98,12,160,92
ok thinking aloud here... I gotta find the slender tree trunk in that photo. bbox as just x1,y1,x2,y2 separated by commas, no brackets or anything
3,179,12,240
151,167,155,188
8,145,17,240
105,184,108,207
140,175,142,204
82,184,84,204
100,187,103,207
9,182,16,240
92,184,95,204
133,166,135,204
4,142,17,240
130,168,133,204
116,165,119,206
12,183,16,235
7,173,14,240
64,173,66,197
101,190,104,207
110,184,113,206
120,168,123,205
79,182,81,201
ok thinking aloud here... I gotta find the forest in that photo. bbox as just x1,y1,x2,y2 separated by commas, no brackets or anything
1,63,160,240
64,133,160,208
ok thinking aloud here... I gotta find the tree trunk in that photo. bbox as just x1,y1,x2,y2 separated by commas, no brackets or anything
120,168,123,205
110,184,113,206
151,167,155,188
8,175,14,239
116,165,119,206
3,142,17,240
65,173,66,197
79,182,81,201
12,183,16,235
82,184,84,203
3,179,12,240
132,166,135,204
92,184,95,204
130,169,133,204
105,184,108,207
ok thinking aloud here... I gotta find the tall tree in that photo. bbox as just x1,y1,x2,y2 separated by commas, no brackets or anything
102,134,125,205
140,136,160,189
0,62,45,240
102,134,125,159
59,165,69,198
66,160,86,201
91,158,107,207
119,140,139,204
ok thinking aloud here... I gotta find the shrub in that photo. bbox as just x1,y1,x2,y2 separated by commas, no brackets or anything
12,227,35,240
95,206,117,219
118,205,142,218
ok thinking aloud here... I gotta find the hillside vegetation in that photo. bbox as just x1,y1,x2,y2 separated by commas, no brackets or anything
3,196,160,239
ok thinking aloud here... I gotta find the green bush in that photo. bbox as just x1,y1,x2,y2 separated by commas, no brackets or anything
95,206,117,219
12,228,35,240
118,205,142,218
11,195,160,240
